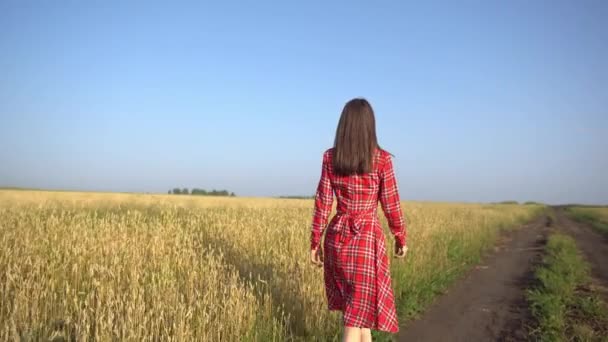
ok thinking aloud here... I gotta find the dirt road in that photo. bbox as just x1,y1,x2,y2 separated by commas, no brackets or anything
398,217,548,342
398,208,608,341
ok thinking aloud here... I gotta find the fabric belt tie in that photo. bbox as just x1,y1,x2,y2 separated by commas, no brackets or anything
334,209,377,243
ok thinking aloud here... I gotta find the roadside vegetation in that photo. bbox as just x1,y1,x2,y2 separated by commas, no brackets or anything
527,233,608,341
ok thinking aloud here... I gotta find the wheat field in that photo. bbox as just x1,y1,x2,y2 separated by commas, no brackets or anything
0,190,543,341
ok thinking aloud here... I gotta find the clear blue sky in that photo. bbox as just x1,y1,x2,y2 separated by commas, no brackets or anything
1,0,606,204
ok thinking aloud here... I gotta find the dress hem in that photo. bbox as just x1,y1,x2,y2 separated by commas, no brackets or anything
327,307,399,333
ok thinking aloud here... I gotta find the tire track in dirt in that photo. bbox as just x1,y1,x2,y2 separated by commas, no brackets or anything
398,216,549,342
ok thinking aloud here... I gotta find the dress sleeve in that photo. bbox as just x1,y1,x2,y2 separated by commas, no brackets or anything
310,151,334,250
379,154,407,248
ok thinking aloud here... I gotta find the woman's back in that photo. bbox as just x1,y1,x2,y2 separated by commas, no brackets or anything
312,147,406,248
324,147,389,213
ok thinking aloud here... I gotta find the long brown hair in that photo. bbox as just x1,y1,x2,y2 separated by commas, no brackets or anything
333,98,379,176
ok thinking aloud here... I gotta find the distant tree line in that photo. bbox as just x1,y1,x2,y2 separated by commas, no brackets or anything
491,201,546,205
168,188,235,197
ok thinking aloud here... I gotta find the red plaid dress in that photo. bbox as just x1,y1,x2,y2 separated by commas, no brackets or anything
311,148,407,333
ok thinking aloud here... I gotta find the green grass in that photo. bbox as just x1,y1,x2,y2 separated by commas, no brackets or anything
527,234,608,341
566,207,608,235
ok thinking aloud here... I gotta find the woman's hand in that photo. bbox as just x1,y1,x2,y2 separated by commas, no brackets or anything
394,242,408,259
311,248,323,267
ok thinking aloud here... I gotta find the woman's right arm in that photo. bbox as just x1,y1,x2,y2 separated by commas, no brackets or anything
310,151,334,251
379,154,407,249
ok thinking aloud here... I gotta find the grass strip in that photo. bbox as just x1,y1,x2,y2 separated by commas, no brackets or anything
527,233,608,341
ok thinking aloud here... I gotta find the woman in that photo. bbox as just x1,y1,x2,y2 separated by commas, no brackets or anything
310,98,408,342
